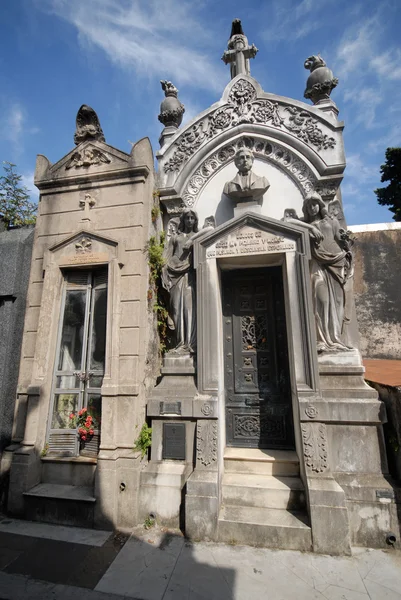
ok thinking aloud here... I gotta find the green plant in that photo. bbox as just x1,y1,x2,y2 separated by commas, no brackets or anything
151,205,161,223
146,232,170,353
0,162,37,228
147,233,165,281
144,515,155,529
40,443,49,457
133,423,152,457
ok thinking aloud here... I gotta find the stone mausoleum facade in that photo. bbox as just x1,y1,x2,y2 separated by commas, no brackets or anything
5,21,400,555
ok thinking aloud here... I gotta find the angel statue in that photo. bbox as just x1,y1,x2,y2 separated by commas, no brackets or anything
283,193,354,353
162,209,199,354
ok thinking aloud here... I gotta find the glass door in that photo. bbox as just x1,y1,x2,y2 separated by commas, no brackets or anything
47,268,107,456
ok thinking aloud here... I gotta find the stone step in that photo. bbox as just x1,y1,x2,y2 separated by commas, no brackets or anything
23,484,95,528
224,448,300,476
41,457,97,487
218,504,311,551
222,473,305,510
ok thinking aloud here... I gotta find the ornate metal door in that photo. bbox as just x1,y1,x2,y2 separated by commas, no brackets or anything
223,267,294,449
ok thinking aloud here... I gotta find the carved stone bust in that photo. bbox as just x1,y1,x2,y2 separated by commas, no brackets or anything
223,148,270,207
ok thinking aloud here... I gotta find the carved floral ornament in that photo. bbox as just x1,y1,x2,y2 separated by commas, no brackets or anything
196,421,218,467
173,136,341,210
163,79,337,175
301,422,328,474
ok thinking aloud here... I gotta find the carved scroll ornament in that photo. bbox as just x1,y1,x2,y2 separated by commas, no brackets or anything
164,78,336,174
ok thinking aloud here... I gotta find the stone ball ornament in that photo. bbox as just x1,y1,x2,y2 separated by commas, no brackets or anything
158,80,185,129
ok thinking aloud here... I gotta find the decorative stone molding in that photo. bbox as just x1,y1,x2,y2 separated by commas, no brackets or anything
196,420,218,467
200,403,212,416
180,136,317,208
301,422,328,473
305,405,318,419
75,236,92,252
66,147,111,170
164,78,336,174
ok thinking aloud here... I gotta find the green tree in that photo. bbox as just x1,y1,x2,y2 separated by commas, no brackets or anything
374,147,401,221
0,162,37,228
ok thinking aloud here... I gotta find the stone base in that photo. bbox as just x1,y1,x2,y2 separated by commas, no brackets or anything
94,451,142,530
336,473,401,549
138,461,193,528
233,203,262,218
185,469,219,542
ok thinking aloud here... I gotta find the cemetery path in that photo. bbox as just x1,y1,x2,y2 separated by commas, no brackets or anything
0,518,399,599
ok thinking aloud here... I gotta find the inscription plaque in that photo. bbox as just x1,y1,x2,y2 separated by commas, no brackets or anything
160,401,181,415
206,226,296,260
162,423,186,460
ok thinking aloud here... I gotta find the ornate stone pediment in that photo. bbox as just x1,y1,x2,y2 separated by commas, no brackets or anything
35,141,132,186
159,75,342,183
45,229,119,269
195,212,311,265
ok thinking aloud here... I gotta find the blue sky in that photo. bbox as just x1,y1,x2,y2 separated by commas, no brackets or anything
1,0,401,225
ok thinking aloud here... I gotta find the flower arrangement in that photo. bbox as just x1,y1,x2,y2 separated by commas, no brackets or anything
69,407,97,442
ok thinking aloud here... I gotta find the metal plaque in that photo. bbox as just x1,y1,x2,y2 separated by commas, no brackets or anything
160,401,181,415
162,422,186,460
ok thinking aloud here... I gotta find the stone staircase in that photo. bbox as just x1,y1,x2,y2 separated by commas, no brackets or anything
218,448,312,551
23,457,97,528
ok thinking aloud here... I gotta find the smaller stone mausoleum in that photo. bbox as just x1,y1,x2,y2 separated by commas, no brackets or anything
5,20,400,555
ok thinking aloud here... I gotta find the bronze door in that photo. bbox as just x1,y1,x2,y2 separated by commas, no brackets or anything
223,267,294,449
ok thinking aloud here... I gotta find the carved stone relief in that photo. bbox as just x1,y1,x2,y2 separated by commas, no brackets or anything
75,237,92,253
301,422,328,474
163,78,336,175
66,148,111,170
196,420,218,467
180,137,319,209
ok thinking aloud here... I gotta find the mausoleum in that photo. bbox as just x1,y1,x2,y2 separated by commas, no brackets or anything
5,20,399,555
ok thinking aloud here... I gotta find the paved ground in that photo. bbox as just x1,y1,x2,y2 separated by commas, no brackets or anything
0,518,400,599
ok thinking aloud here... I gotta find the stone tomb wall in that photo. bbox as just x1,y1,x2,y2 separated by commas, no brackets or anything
7,137,155,529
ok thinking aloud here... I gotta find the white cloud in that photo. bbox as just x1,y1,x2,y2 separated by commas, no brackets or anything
370,49,401,81
260,0,336,43
345,154,378,184
335,17,381,80
0,103,25,151
39,0,224,92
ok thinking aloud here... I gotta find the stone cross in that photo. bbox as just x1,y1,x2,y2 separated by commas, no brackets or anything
222,19,258,79
79,193,96,223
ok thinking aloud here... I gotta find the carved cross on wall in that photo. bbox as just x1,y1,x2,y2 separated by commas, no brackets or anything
222,35,258,79
79,193,96,222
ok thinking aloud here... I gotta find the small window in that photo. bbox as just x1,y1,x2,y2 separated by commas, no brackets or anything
47,268,107,456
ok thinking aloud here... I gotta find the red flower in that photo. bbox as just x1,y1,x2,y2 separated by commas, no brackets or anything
81,435,87,441
89,429,94,436
69,413,75,419
78,408,87,416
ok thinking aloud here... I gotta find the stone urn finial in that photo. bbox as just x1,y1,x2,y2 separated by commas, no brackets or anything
304,55,338,105
158,80,185,129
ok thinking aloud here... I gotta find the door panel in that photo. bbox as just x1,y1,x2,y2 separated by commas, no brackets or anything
223,267,294,450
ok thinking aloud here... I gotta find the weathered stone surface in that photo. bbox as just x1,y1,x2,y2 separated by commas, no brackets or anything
350,223,401,359
0,226,34,505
